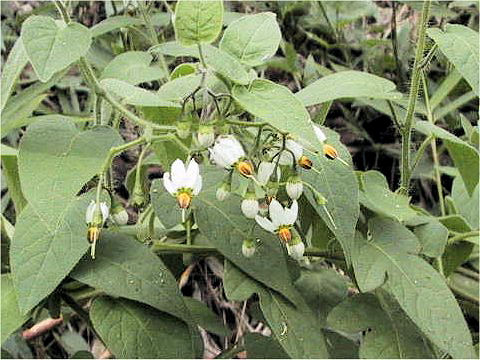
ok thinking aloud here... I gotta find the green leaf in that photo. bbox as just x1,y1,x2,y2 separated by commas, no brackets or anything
90,296,196,359
150,179,183,229
442,242,475,277
1,37,28,112
296,70,402,106
21,16,92,82
451,176,479,230
415,121,479,196
1,274,29,345
173,0,223,46
223,260,262,302
183,298,231,336
438,214,472,233
244,333,289,359
101,51,165,85
219,13,281,66
171,63,196,79
100,78,180,108
328,292,435,358
258,288,329,359
11,119,122,313
232,79,318,148
301,127,359,264
358,170,417,222
71,231,192,325
413,219,448,258
1,156,27,215
150,41,200,57
427,25,479,96
91,16,143,37
353,217,475,358
193,167,303,306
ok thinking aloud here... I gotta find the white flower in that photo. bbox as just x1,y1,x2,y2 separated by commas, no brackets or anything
86,200,109,224
163,159,202,209
111,205,129,225
209,135,245,169
197,125,215,148
278,140,303,165
286,176,303,200
255,199,298,242
216,182,231,201
313,124,326,142
242,238,256,258
287,236,305,260
241,193,259,219
257,161,276,185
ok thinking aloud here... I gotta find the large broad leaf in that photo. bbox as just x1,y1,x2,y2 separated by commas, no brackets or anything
358,170,417,222
1,274,29,344
427,25,479,96
1,37,28,112
192,167,303,306
232,79,318,148
258,288,329,359
100,79,180,108
21,16,92,82
173,0,223,46
296,70,402,106
11,119,122,313
415,121,479,196
328,292,435,358
100,51,165,85
353,217,475,359
71,232,192,325
90,297,196,359
219,12,281,66
301,127,359,264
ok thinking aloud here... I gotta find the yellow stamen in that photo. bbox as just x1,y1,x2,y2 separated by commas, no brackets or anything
87,226,100,243
323,144,338,160
278,227,292,243
298,155,313,169
177,192,192,209
236,161,253,177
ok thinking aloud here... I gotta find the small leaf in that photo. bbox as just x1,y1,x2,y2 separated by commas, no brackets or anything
174,0,223,46
91,16,143,37
101,51,165,85
296,70,401,106
71,231,193,325
219,13,281,66
451,176,479,230
90,297,197,359
21,16,92,82
353,217,475,358
415,121,479,196
328,292,435,358
183,298,231,336
1,37,28,112
1,274,29,344
232,79,318,148
413,219,448,258
427,25,479,96
223,260,262,302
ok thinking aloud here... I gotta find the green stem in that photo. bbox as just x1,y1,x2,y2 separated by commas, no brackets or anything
54,0,71,23
197,43,207,69
448,230,480,244
227,119,268,128
421,71,445,216
399,0,431,193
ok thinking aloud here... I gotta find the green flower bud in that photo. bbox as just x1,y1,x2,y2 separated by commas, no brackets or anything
242,238,256,258
176,121,191,139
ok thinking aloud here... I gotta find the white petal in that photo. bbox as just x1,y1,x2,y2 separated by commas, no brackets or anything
286,140,303,160
100,202,110,220
170,159,186,185
313,125,326,142
85,200,95,223
193,175,202,195
255,215,275,233
257,161,275,185
269,199,285,227
284,200,298,225
184,159,200,188
163,172,177,194
209,147,228,168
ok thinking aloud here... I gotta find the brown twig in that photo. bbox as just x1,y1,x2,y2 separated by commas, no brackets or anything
22,317,63,340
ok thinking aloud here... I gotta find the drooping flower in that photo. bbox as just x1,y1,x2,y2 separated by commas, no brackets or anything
278,140,303,166
241,192,259,219
257,161,276,185
163,159,202,209
209,135,253,176
286,175,303,200
85,200,109,225
287,236,305,260
255,199,298,243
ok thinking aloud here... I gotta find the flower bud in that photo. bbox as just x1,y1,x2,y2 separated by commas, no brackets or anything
197,125,215,148
131,181,146,207
286,175,303,200
287,236,305,260
241,192,259,219
216,182,231,201
111,202,129,225
176,121,191,139
242,238,256,258
298,155,313,169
